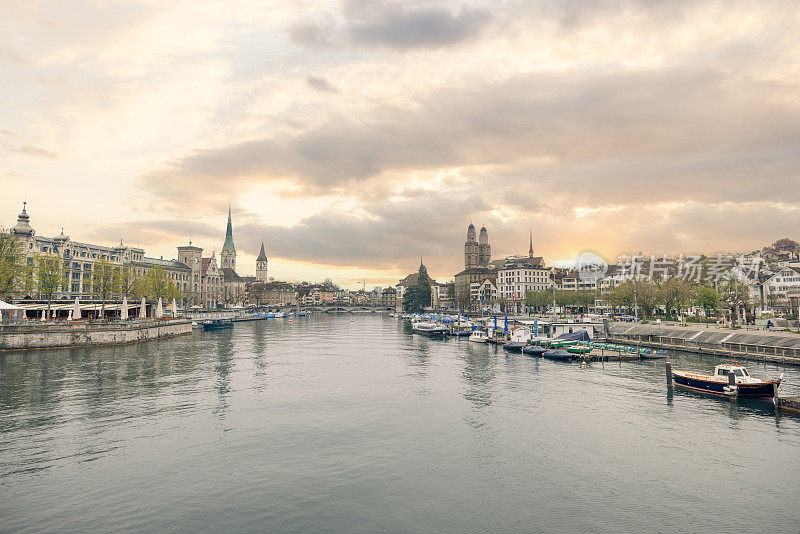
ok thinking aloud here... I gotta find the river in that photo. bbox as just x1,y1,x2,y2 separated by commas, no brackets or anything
1,314,799,533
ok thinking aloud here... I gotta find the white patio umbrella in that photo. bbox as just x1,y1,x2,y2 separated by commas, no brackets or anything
171,298,177,318
68,309,73,321
139,297,147,318
121,295,128,321
73,297,81,320
156,297,163,318
40,309,45,321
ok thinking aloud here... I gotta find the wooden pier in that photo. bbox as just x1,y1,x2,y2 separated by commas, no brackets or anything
775,396,800,415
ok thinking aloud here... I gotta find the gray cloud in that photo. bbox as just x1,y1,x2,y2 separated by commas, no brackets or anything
306,75,339,92
345,1,492,49
144,68,800,210
2,142,59,159
289,1,492,50
289,22,335,48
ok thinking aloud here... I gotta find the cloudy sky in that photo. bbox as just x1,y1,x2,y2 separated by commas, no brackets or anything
2,0,799,288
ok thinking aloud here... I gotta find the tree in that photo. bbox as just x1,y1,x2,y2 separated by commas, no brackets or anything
772,238,799,252
607,281,634,313
322,277,339,291
37,254,63,317
118,265,143,298
143,266,180,303
718,275,750,328
694,285,719,319
659,278,694,320
92,259,119,317
403,264,431,313
0,233,24,299
524,289,550,313
250,282,268,306
574,289,598,315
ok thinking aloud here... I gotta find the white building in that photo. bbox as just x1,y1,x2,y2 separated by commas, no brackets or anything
496,236,550,313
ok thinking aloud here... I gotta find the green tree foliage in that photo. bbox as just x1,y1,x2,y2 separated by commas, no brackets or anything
0,233,24,299
524,289,551,312
92,259,119,316
694,285,719,319
36,254,63,316
606,281,634,311
403,264,431,313
143,266,181,302
658,278,695,320
118,265,143,298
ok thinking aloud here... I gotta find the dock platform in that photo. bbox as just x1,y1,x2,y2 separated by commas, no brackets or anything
776,397,800,415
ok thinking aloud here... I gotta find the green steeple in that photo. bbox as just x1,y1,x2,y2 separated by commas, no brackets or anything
222,204,235,253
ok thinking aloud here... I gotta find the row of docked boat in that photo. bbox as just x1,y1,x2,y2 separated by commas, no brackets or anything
194,309,306,330
405,317,785,403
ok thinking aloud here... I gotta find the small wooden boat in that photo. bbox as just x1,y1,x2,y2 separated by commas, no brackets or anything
672,364,782,399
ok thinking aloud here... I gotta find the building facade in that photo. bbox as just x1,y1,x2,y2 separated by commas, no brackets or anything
7,202,190,302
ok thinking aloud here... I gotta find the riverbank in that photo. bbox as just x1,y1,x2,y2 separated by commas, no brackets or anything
607,323,800,365
0,318,192,351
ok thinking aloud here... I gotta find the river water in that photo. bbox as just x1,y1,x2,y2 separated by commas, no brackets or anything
1,315,799,533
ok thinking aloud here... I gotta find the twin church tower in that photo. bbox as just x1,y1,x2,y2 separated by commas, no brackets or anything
464,223,491,269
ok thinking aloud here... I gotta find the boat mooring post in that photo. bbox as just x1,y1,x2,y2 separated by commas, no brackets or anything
727,371,738,400
665,361,673,388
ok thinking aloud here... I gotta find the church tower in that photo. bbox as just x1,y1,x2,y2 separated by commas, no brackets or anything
221,205,237,271
256,241,268,282
478,225,491,267
464,223,479,269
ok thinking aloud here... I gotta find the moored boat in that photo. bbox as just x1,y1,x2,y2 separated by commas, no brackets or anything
469,330,489,343
201,318,234,331
522,345,546,356
411,321,449,337
542,349,573,360
672,364,782,399
566,346,592,355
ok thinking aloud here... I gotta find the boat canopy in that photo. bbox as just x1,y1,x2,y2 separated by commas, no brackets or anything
555,330,592,342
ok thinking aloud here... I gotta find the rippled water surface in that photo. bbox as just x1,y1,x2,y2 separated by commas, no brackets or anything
2,315,800,533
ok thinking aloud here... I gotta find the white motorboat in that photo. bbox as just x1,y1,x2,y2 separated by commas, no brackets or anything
469,330,489,343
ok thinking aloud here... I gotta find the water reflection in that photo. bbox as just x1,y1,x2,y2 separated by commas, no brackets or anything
461,343,496,410
212,331,234,420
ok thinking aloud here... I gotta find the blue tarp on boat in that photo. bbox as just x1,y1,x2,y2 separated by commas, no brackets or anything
554,330,591,342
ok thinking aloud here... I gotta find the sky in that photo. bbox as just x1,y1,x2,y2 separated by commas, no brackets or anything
2,0,799,289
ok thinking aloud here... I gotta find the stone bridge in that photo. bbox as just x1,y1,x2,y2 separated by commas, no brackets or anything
297,306,394,314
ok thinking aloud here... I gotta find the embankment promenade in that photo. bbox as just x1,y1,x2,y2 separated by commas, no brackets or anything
0,318,192,351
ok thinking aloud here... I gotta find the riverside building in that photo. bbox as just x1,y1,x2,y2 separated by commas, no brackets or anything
496,232,551,314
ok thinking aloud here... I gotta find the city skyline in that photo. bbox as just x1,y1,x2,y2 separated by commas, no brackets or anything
3,1,799,287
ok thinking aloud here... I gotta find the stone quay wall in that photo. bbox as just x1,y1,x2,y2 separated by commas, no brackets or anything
0,318,192,351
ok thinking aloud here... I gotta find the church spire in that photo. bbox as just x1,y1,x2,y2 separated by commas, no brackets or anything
529,228,533,258
257,241,268,261
222,204,235,253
